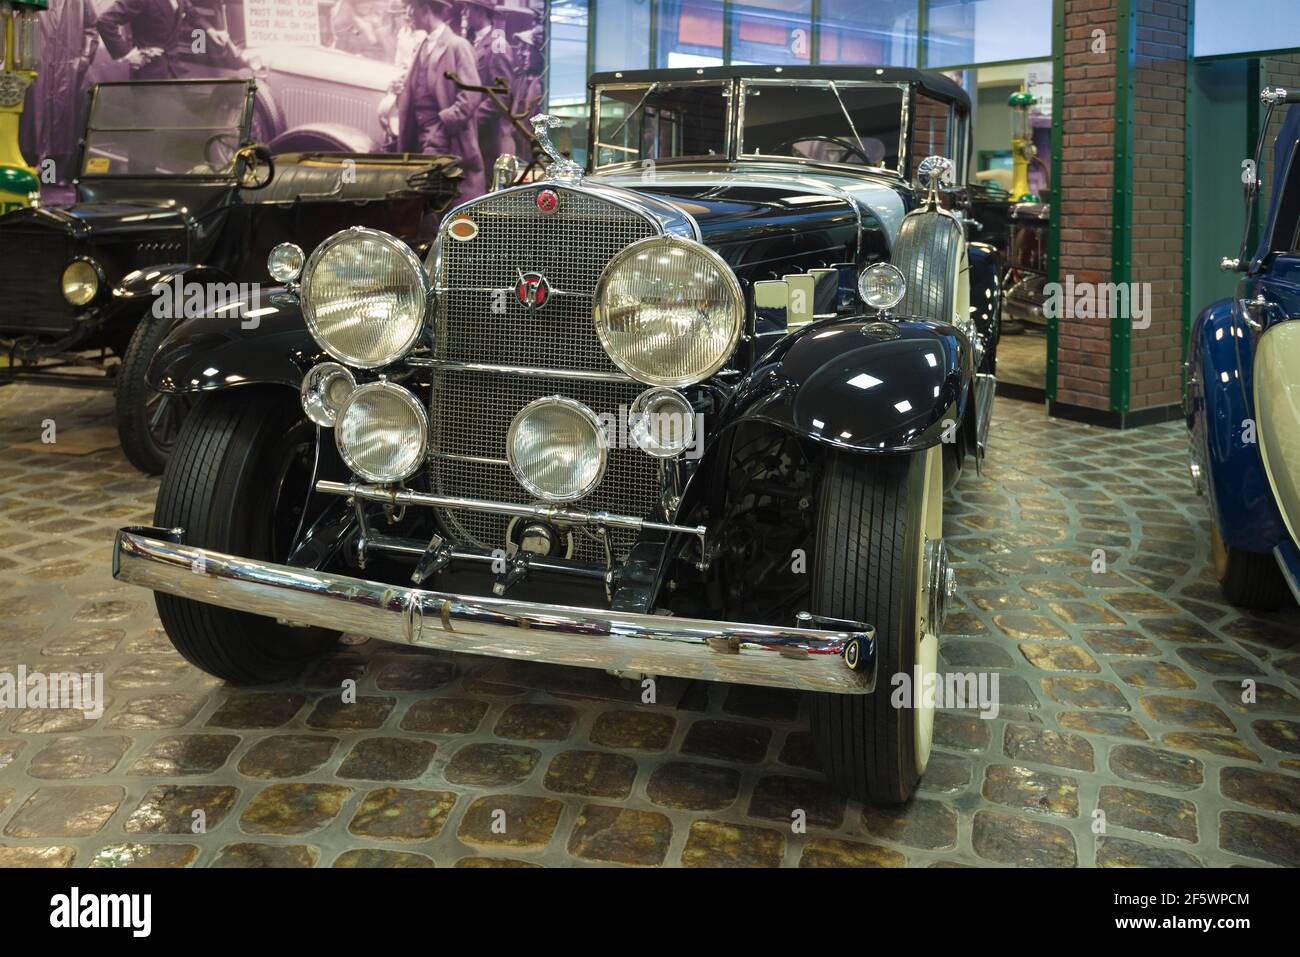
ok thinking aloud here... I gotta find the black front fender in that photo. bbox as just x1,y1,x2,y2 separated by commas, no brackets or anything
112,263,232,305
146,289,324,394
100,263,234,325
720,317,973,452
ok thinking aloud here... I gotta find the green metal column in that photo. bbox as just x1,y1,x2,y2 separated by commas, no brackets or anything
810,0,821,64
917,0,927,67
1246,58,1263,255
723,0,733,64
1109,0,1136,413
649,0,659,69
1181,1,1195,382
1046,0,1065,402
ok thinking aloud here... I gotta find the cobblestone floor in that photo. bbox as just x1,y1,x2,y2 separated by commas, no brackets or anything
0,384,1298,868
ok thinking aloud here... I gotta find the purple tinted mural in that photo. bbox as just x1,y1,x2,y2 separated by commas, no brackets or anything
21,0,548,202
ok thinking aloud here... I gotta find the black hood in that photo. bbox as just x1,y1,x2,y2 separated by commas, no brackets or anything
592,175,883,283
1,200,191,239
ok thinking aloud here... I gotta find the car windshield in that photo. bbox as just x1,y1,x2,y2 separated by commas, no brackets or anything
81,82,250,178
594,83,730,168
740,81,906,171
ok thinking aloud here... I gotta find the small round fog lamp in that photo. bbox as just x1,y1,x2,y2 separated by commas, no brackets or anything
268,243,305,284
300,362,356,427
629,388,695,459
506,397,607,503
858,262,907,311
335,381,428,484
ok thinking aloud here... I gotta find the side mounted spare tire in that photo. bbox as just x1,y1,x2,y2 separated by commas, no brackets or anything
892,206,973,482
893,207,970,329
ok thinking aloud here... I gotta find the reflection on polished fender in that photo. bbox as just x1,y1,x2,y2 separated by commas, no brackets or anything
723,316,971,452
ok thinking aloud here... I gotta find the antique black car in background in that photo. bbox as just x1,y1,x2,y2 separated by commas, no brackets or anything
0,78,462,473
113,66,1002,805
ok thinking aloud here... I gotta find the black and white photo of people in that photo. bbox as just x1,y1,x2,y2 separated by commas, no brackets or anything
19,0,549,202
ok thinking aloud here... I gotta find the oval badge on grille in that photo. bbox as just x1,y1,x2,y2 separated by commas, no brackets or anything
448,216,478,242
536,189,559,213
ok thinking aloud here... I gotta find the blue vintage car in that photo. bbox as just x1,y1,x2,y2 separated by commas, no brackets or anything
1186,86,1300,611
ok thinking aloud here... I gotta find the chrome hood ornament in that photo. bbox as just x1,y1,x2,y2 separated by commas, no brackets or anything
531,113,584,185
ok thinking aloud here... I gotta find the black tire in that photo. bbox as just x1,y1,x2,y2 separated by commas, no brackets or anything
153,388,338,683
1212,524,1291,611
807,449,934,804
116,313,192,475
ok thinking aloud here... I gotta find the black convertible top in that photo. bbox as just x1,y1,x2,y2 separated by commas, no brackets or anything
589,65,970,112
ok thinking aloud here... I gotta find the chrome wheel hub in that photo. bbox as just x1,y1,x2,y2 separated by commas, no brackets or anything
921,536,954,634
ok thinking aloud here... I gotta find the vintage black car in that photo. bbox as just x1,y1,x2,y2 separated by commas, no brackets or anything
113,66,1001,804
0,77,461,473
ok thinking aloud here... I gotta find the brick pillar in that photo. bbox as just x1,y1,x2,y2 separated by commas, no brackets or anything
1047,0,1189,427
1049,0,1117,416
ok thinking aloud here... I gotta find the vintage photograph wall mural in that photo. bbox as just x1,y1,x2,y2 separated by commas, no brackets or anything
19,0,549,200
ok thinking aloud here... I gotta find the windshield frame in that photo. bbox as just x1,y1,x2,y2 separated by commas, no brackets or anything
79,78,257,183
589,77,925,178
737,78,911,177
591,79,735,172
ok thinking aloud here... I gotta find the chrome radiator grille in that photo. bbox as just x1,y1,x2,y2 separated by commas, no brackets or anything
430,186,661,560
433,186,656,373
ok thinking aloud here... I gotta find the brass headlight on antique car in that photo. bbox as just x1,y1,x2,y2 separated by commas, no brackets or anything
61,259,101,307
300,228,431,369
507,396,608,503
593,235,743,387
335,381,428,483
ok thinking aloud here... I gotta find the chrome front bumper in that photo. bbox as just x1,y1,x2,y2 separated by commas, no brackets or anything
113,527,877,694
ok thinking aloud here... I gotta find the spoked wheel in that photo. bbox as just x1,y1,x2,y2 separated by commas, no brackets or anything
807,445,951,804
154,388,338,684
144,391,192,456
116,312,193,475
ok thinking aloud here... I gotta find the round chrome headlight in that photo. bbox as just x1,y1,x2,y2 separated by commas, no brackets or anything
335,381,428,484
507,396,607,503
268,242,305,283
300,228,430,369
62,259,100,306
629,388,696,459
858,262,907,310
300,362,356,428
593,235,743,387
